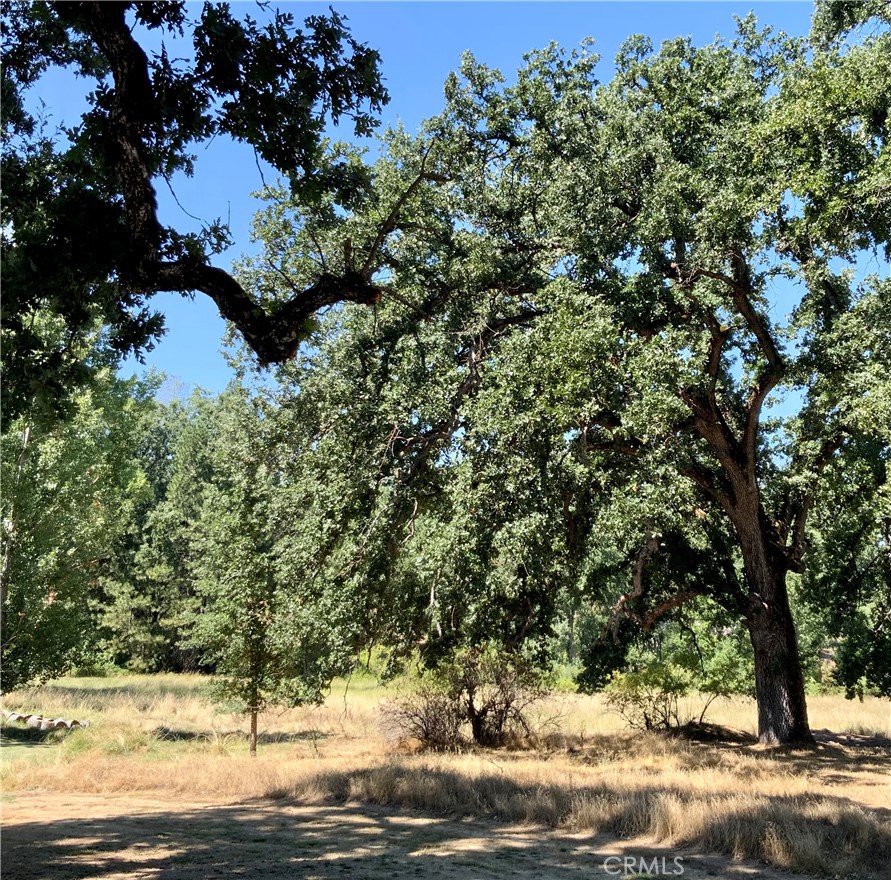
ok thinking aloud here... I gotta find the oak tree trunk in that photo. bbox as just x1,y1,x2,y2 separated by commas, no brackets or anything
741,546,814,745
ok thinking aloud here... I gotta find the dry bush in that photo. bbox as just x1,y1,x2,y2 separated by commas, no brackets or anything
379,684,466,751
379,649,550,750
442,648,550,746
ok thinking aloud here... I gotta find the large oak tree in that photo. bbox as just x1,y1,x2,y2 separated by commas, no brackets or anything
251,13,889,744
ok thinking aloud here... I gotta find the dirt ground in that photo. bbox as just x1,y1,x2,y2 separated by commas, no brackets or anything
3,793,806,880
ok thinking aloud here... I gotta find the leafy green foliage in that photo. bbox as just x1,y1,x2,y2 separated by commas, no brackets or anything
811,0,891,47
435,644,552,746
604,666,690,732
1,1,387,423
596,600,756,730
239,11,889,743
95,390,214,672
802,437,891,697
1,336,155,691
4,6,888,749
185,388,351,743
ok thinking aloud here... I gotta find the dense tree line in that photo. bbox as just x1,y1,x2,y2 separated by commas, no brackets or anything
2,348,886,732
2,2,888,745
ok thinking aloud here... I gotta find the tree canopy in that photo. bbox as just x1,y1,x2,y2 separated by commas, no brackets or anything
1,0,388,423
1,325,155,691
239,12,889,743
1,4,888,747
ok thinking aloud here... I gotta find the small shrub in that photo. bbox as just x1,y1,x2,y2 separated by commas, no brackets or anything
380,683,466,751
68,655,126,678
380,645,551,749
604,664,689,731
441,647,551,746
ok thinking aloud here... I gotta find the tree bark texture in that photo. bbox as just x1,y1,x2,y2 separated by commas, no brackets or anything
249,708,258,757
747,597,813,745
737,520,814,745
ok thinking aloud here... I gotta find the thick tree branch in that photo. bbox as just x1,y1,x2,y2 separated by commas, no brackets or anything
682,461,734,516
82,1,164,269
608,535,703,632
678,389,745,484
636,590,703,630
152,262,382,363
609,533,660,637
662,255,745,476
686,261,783,373
696,253,784,480
73,1,396,365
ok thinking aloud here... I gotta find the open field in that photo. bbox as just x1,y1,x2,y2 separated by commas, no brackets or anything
2,675,889,879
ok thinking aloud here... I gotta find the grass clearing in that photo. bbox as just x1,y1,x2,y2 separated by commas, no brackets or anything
2,674,889,878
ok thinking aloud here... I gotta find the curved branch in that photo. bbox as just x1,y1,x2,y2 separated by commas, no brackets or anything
609,535,703,632
75,2,391,365
153,262,381,363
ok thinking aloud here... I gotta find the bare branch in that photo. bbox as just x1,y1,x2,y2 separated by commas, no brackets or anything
608,535,701,632
637,590,702,630
263,257,304,298
608,533,660,638
306,226,329,271
379,288,432,319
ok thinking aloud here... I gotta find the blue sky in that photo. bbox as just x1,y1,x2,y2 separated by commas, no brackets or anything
32,2,817,393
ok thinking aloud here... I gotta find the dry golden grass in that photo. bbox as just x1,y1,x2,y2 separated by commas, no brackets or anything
3,674,889,878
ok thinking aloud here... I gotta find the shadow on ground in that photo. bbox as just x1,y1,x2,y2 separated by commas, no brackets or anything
1,724,67,760
2,797,788,880
4,731,887,878
1,725,65,747
562,727,891,819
